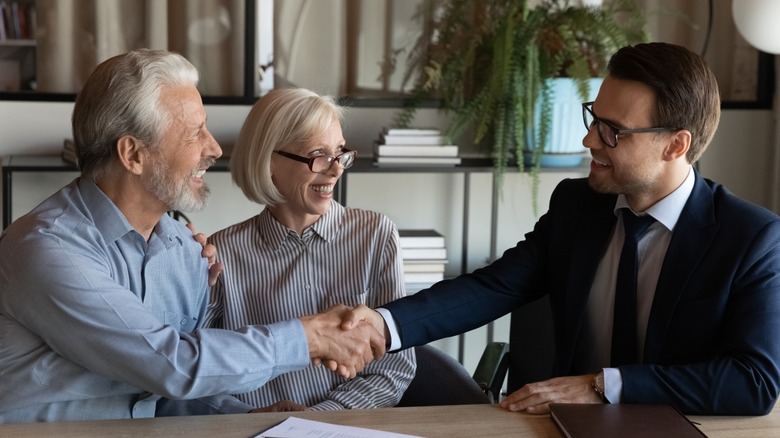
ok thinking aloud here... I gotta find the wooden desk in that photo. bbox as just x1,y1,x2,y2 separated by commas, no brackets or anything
1,404,779,438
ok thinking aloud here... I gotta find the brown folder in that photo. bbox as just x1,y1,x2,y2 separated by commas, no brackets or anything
549,403,708,438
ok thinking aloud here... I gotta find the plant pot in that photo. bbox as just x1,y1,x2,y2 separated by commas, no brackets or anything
526,77,603,167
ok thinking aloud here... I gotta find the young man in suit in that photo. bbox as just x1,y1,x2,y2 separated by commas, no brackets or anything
344,42,780,416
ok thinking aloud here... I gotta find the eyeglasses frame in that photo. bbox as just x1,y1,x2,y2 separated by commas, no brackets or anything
274,148,357,173
581,101,679,148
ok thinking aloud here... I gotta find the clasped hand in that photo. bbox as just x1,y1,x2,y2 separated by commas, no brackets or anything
301,304,386,379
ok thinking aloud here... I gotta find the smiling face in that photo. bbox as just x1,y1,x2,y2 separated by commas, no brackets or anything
269,117,346,232
583,75,684,209
143,84,222,212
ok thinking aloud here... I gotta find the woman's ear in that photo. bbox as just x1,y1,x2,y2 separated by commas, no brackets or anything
116,135,146,175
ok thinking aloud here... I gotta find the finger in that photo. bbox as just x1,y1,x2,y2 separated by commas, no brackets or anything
340,304,368,330
366,323,386,358
499,386,537,411
201,242,217,260
208,261,223,287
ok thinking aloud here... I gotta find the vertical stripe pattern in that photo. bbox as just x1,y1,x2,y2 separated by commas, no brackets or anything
205,201,415,410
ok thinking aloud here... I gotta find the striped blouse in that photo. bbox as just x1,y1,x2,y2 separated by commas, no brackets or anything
204,201,415,410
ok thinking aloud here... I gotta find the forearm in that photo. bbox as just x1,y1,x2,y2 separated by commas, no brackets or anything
621,358,780,415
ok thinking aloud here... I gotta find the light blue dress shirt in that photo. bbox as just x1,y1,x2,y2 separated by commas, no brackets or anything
0,178,310,423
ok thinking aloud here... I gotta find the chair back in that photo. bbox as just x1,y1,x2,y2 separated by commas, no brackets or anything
396,344,490,407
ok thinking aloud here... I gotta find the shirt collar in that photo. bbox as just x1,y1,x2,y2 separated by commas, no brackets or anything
258,201,345,250
78,177,135,243
614,165,695,232
78,177,181,248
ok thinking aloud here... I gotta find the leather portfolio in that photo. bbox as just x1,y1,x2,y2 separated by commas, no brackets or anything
549,403,707,438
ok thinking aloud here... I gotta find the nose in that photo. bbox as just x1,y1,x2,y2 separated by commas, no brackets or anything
325,159,346,178
204,129,223,159
582,126,601,150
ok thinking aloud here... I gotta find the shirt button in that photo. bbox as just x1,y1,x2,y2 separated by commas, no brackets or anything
180,319,188,325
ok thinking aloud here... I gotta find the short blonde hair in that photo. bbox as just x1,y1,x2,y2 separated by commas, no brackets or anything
230,88,344,206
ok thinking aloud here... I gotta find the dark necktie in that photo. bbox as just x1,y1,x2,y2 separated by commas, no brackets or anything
611,209,655,367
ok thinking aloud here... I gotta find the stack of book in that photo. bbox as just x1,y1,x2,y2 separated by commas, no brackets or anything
399,229,448,295
374,127,461,166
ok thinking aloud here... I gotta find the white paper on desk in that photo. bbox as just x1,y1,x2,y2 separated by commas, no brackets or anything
254,416,422,438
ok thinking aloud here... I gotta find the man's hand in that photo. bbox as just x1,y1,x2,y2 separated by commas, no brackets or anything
249,400,308,413
341,304,386,338
300,305,386,379
498,374,602,414
187,223,223,286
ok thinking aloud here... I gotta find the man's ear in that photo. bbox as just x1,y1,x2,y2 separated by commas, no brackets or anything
116,135,146,175
663,129,692,162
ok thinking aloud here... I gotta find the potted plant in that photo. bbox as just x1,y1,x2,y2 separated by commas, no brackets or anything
390,0,650,213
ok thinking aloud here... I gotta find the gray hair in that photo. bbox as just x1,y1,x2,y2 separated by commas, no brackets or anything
230,88,344,206
72,49,199,180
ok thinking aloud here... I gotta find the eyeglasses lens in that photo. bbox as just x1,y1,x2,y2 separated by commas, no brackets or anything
311,151,355,173
583,105,617,148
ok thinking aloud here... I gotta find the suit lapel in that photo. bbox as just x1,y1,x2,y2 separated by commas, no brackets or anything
643,174,719,362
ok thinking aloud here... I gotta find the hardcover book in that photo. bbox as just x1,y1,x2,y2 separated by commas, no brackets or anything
380,134,446,146
375,144,459,157
382,127,441,136
400,247,447,260
375,156,462,166
398,229,446,248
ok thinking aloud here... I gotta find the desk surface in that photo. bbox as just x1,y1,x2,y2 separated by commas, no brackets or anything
1,404,778,438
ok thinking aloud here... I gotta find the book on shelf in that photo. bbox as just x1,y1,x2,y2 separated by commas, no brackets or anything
10,1,19,39
549,404,706,438
399,229,446,248
382,127,441,136
401,247,447,260
375,144,459,157
62,138,78,166
380,134,446,146
1,2,12,40
0,3,6,40
403,262,446,273
375,156,462,166
404,272,444,283
405,282,436,295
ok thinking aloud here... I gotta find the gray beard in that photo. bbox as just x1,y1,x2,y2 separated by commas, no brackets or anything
144,158,211,213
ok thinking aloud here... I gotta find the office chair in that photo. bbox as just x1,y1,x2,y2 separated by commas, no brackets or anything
396,344,491,406
474,295,556,401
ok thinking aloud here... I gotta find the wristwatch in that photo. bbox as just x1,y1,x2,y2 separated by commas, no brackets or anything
592,370,607,403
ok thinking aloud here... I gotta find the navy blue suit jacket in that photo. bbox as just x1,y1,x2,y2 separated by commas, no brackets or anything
385,173,780,415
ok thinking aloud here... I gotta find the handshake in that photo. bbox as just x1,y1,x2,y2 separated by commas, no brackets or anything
300,304,387,379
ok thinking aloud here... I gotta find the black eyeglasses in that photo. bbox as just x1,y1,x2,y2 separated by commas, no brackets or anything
274,148,357,173
582,101,679,148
